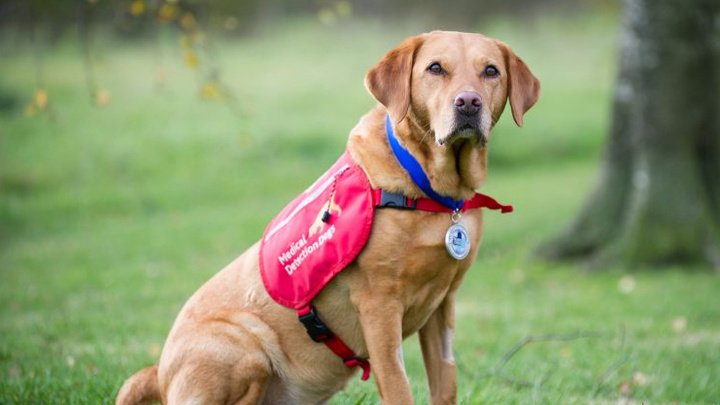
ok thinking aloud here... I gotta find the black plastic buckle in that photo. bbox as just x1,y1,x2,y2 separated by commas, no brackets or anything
343,355,368,365
378,190,417,209
298,306,334,342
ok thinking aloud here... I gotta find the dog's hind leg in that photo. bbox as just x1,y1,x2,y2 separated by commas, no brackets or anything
165,360,270,405
164,343,271,405
161,314,276,405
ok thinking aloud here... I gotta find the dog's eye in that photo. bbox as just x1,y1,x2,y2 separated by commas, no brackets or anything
427,62,445,75
484,65,499,78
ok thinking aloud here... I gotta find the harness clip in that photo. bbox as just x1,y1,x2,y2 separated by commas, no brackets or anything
298,306,334,342
378,190,417,209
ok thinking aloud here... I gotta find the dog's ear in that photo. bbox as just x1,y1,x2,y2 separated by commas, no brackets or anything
497,42,540,127
365,35,425,125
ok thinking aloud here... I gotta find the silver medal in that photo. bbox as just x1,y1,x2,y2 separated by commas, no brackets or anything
445,212,470,260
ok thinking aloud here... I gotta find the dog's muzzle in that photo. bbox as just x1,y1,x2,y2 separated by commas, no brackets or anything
437,91,485,146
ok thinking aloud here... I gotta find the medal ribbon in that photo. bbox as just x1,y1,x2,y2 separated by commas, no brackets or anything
385,114,464,212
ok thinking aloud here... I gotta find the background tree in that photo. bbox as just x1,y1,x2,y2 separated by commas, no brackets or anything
540,0,720,268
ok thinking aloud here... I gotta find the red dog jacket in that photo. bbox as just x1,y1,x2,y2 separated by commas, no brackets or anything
260,152,373,310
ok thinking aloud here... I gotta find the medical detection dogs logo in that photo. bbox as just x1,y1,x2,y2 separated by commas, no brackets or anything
309,198,342,237
278,197,341,276
259,153,374,309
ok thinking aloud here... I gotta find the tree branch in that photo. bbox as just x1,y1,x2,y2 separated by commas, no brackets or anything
459,330,606,392
592,324,634,397
492,331,605,373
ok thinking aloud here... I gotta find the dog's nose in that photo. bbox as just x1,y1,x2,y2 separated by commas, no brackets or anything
454,91,482,115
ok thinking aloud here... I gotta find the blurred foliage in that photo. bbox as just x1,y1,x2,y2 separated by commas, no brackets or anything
0,0,619,35
0,0,619,122
3,0,247,117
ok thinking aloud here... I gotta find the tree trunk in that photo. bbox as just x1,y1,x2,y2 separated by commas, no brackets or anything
539,0,720,268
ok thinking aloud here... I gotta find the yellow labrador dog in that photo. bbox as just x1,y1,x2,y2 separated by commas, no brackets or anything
117,30,539,404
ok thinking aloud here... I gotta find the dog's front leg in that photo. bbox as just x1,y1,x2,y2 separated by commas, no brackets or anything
418,295,457,405
357,299,413,404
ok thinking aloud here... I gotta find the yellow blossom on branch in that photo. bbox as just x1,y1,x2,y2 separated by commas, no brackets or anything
34,89,48,109
180,12,196,30
200,81,222,100
95,89,112,107
158,3,178,22
130,0,145,16
184,51,199,68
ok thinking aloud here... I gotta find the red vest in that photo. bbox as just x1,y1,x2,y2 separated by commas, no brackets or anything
258,151,512,381
260,152,373,310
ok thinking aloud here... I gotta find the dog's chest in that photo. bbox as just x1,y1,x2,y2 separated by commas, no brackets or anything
358,208,484,330
366,207,483,270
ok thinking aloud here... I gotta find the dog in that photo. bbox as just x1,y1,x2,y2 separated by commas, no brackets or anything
116,30,539,404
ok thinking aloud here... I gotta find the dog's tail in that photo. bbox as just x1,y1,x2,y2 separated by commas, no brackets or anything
116,364,161,405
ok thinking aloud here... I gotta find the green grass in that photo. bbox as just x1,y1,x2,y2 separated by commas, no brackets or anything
2,13,719,404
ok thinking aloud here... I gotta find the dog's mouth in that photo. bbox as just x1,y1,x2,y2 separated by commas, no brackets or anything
437,122,486,147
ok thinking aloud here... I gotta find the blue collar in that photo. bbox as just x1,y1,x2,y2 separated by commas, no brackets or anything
385,114,463,211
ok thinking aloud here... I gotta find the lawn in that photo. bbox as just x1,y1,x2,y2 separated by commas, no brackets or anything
1,12,719,404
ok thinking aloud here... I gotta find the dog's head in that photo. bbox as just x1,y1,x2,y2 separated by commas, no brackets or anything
365,31,540,147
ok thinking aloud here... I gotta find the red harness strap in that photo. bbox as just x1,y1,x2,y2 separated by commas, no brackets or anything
297,306,371,381
372,189,514,214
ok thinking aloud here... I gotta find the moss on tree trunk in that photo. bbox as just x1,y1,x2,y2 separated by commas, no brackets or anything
539,0,720,268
